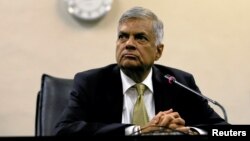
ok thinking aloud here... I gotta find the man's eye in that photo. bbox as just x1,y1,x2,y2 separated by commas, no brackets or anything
136,35,148,41
118,34,127,40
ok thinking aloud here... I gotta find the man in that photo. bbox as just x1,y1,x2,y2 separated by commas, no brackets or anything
54,6,228,136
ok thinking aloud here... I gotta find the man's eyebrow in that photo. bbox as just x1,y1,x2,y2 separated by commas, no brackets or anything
136,32,147,36
118,31,148,37
118,31,126,34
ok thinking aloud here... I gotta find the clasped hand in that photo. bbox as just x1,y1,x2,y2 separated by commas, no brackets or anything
140,109,197,135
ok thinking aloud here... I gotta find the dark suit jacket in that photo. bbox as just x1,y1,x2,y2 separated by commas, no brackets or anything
54,64,228,136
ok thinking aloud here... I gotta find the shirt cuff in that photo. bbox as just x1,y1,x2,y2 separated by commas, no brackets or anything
125,125,141,136
189,126,208,135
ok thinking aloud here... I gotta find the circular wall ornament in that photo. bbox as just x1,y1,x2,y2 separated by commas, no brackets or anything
66,0,113,21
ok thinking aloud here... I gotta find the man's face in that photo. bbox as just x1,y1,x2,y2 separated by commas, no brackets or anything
116,18,163,70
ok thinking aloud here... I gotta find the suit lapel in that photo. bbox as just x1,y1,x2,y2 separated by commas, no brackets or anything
152,66,175,113
104,65,124,122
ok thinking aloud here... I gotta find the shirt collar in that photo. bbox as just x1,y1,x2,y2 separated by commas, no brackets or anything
120,68,154,94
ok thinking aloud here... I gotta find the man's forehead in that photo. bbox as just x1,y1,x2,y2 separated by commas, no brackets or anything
118,19,153,33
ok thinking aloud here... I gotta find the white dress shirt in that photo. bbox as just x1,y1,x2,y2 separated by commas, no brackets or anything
121,68,155,124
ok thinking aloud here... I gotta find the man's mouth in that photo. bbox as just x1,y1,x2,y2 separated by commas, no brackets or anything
122,54,138,60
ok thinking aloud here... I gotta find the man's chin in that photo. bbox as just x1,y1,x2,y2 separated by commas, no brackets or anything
119,63,143,71
119,61,138,68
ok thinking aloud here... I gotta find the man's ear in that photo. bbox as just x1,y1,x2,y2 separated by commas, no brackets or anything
155,44,164,61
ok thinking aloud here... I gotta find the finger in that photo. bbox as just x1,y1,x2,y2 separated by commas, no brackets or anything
158,112,180,124
175,126,190,134
157,114,174,126
141,123,163,134
170,117,185,126
152,111,167,124
163,108,173,114
154,110,180,125
170,112,180,118
168,123,178,129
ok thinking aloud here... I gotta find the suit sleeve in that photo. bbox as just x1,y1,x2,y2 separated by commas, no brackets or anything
54,73,130,136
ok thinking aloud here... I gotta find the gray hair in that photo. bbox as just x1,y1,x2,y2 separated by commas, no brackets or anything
118,6,164,46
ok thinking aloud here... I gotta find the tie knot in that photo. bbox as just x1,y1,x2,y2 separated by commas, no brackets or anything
135,83,146,96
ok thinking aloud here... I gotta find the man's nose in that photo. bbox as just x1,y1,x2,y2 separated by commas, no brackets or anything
125,37,136,50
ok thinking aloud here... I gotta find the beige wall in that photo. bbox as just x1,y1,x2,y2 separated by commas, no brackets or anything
0,0,249,136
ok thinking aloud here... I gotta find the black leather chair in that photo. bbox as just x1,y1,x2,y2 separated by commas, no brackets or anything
35,74,73,136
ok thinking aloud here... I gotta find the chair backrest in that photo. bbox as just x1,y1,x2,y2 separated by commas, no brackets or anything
35,74,73,136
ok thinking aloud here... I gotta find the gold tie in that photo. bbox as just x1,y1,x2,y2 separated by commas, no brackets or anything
132,83,149,127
